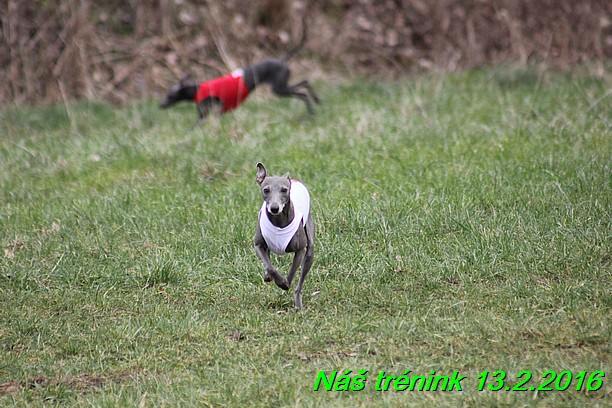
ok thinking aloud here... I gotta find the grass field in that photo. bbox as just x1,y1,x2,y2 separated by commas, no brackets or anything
0,68,610,407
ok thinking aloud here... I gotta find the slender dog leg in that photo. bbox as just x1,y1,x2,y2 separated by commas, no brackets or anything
286,247,306,287
294,242,314,310
270,71,315,114
254,243,289,290
189,97,222,129
291,80,321,104
189,116,206,130
286,90,315,114
294,220,315,310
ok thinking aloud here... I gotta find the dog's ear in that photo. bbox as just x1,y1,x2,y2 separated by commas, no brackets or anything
284,172,291,181
256,162,267,185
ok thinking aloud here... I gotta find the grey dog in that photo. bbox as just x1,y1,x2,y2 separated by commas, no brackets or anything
254,162,315,310
160,19,320,127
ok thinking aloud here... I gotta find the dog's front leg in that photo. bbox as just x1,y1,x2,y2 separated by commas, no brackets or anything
189,118,205,130
189,107,207,130
254,243,289,290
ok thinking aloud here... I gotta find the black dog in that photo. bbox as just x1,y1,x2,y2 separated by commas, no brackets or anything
160,20,320,127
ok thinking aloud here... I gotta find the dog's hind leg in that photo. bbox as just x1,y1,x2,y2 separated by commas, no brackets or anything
274,87,315,114
294,251,313,311
291,90,315,114
270,70,316,114
286,247,306,288
277,87,315,114
291,80,321,104
294,226,315,311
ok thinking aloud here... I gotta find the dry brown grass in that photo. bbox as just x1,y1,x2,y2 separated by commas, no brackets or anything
1,0,609,106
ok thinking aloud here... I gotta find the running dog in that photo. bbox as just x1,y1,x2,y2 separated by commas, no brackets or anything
160,20,320,127
254,163,315,311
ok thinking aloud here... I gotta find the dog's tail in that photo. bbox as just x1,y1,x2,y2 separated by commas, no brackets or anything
282,15,308,62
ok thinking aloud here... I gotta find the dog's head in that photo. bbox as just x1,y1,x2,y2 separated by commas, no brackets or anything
256,162,291,216
160,73,195,109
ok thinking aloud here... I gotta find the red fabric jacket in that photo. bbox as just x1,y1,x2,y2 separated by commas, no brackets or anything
194,72,250,113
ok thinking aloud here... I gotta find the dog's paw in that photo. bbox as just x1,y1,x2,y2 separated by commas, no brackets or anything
275,278,289,291
294,298,303,311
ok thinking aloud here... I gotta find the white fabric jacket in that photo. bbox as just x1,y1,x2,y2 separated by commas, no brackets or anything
259,180,310,255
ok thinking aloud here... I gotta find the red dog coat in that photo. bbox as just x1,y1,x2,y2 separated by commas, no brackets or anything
194,70,250,113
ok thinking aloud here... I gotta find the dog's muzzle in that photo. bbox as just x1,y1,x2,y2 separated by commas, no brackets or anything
268,203,283,215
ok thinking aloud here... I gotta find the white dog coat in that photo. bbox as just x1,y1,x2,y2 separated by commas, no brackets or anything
259,180,310,255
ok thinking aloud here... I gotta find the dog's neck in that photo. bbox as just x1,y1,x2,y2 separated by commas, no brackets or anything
182,85,197,101
265,201,294,228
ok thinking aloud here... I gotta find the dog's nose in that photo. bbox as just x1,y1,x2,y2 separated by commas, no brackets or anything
270,204,280,214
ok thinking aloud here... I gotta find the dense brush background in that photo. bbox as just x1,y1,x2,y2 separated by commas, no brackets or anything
1,0,610,105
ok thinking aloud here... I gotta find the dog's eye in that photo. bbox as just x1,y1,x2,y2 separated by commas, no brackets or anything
263,187,270,194
280,187,288,193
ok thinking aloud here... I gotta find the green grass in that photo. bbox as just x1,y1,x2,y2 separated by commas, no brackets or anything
0,68,610,407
